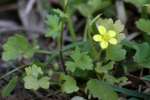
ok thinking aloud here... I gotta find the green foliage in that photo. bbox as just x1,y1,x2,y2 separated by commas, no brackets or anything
143,75,150,81
86,79,118,100
106,45,126,61
53,9,68,19
104,75,128,85
45,14,62,38
60,74,79,94
95,62,128,84
128,98,139,100
23,64,50,90
125,0,150,8
2,34,36,61
122,40,150,68
71,96,86,100
65,47,93,72
133,42,150,68
2,76,18,97
25,64,43,77
136,18,150,35
77,0,111,17
95,62,114,74
60,0,87,15
2,0,149,99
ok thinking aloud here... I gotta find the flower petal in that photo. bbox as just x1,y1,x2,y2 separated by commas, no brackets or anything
109,38,118,45
100,41,108,49
93,35,102,42
98,25,106,35
108,30,116,37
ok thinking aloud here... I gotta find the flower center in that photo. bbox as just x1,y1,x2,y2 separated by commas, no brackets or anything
101,33,111,41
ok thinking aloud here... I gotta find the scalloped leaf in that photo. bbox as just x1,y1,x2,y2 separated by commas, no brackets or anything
2,34,35,61
106,45,126,61
86,79,118,100
60,74,79,94
66,47,93,72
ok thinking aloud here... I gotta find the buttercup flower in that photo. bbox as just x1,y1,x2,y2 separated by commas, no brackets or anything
93,25,118,49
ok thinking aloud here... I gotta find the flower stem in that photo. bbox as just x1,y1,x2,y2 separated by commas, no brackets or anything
67,16,77,42
84,18,90,41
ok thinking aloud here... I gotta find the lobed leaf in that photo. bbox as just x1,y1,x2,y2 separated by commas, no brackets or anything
66,47,93,72
86,79,118,100
136,18,150,35
2,76,18,97
106,45,126,61
60,74,79,94
2,34,35,61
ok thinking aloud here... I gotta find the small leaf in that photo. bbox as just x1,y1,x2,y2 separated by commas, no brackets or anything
2,76,18,97
59,0,87,15
77,0,110,17
113,20,124,33
25,64,43,78
136,18,150,35
66,61,76,72
106,45,126,61
86,79,118,100
95,62,114,74
38,77,50,89
71,96,86,100
53,9,68,18
103,74,118,85
24,76,39,90
143,75,150,81
45,14,61,38
66,47,93,72
23,64,50,90
125,0,149,8
60,74,79,94
71,48,82,61
133,42,150,68
2,34,35,61
128,98,139,100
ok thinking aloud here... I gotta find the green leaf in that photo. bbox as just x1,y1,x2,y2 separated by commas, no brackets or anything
60,0,87,15
128,98,139,100
125,0,149,8
66,47,93,72
24,76,39,90
136,19,150,35
113,20,124,34
65,61,77,72
2,34,35,61
103,74,118,85
77,0,110,17
133,42,150,68
86,79,118,100
38,77,50,89
106,45,126,61
45,14,61,38
2,76,17,97
25,64,43,78
23,64,50,90
143,75,150,81
95,62,114,74
71,96,86,100
112,85,150,99
60,74,79,94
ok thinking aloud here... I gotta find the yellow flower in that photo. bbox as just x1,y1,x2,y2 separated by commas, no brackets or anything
93,25,118,49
